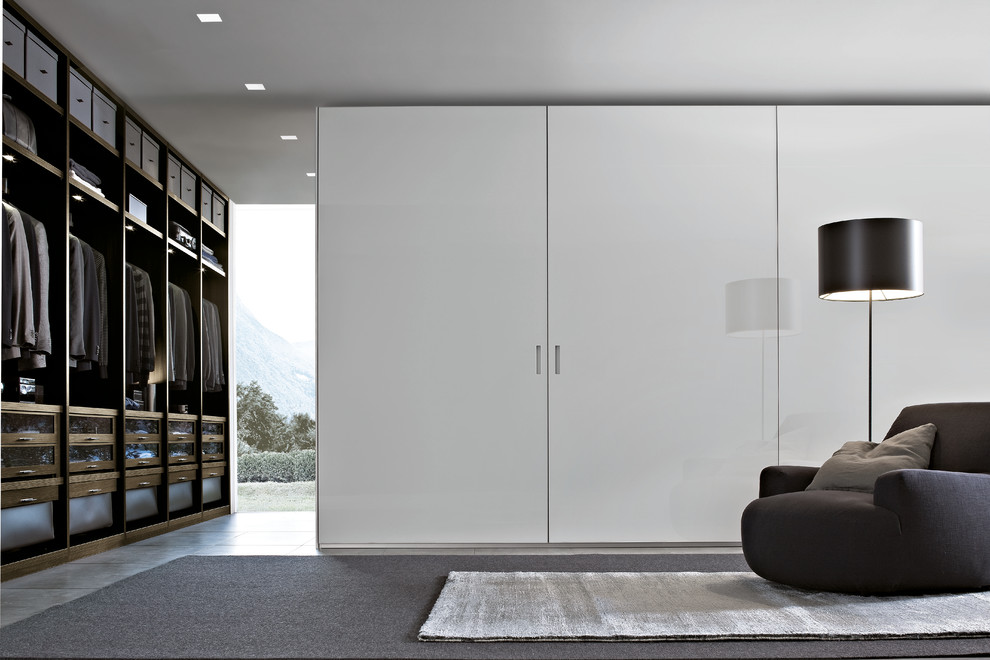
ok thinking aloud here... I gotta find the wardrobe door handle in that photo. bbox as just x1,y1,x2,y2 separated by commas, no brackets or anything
554,345,561,375
536,346,542,375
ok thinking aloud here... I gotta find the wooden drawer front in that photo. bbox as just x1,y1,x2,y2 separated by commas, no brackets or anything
124,440,161,468
168,419,196,436
167,440,196,465
125,473,162,490
69,478,117,499
168,469,197,485
68,442,115,473
202,420,224,436
68,414,116,443
201,464,225,479
2,410,58,441
1,443,58,478
1,484,58,509
201,440,224,462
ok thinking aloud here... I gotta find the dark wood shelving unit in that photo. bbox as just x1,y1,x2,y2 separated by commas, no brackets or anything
2,135,64,178
2,0,233,580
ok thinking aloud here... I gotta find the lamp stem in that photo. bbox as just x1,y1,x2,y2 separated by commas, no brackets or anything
868,294,873,443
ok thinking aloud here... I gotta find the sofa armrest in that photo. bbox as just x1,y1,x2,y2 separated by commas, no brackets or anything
759,465,820,497
873,469,990,524
874,470,990,586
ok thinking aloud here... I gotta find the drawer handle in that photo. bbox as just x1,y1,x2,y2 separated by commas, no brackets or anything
86,464,100,469
177,477,187,481
19,497,38,503
208,472,218,477
17,469,37,474
87,488,101,493
86,437,99,441
17,437,34,442
138,461,150,465
138,481,151,486
177,458,187,462
39,68,48,75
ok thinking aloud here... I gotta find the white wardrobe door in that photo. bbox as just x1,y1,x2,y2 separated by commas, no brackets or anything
778,106,990,462
548,106,778,543
317,107,548,544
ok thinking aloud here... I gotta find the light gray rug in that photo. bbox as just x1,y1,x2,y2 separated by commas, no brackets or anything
419,571,990,642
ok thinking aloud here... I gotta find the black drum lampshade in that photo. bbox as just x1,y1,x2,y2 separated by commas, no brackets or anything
818,217,923,301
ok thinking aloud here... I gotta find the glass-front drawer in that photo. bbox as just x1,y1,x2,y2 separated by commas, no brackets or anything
68,413,116,443
167,440,196,465
2,412,57,437
68,442,115,472
125,418,160,435
202,420,224,437
168,420,195,437
124,441,161,468
201,441,224,461
1,444,58,478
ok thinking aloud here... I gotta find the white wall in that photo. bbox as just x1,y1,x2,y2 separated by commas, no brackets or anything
778,106,990,465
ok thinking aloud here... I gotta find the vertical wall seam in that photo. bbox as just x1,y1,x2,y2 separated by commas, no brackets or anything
775,106,781,467
546,105,551,544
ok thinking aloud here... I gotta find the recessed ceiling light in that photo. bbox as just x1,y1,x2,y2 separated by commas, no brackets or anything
245,83,265,91
72,194,84,201
197,13,222,22
280,135,298,141
306,172,316,177
2,153,15,162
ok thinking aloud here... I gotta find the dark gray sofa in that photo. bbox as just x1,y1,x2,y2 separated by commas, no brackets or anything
741,402,990,594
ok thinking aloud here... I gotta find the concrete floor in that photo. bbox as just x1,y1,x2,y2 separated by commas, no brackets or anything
1,511,742,627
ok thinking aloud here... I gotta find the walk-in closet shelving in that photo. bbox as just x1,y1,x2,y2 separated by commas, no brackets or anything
2,0,232,579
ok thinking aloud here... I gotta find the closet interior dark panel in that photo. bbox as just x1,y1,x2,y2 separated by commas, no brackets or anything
1,0,232,579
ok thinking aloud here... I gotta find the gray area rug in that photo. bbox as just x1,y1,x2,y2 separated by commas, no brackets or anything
2,554,990,659
420,571,990,642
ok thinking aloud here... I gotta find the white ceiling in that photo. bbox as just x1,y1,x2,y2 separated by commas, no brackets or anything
16,0,990,204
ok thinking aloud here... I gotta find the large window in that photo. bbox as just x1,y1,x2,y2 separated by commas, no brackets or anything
233,205,315,511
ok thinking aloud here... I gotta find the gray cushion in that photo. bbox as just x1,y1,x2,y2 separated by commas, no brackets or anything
806,423,936,493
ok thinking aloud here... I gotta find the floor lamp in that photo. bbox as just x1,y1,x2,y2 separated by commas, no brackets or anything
818,217,924,442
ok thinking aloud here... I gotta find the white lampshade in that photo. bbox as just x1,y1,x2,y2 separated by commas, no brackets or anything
725,277,801,338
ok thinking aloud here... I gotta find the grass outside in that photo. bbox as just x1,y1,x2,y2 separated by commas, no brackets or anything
237,480,316,512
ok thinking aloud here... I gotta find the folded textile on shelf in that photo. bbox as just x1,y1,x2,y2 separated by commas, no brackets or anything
68,159,102,187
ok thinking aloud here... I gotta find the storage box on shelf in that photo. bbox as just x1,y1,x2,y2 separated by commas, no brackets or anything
1,0,232,579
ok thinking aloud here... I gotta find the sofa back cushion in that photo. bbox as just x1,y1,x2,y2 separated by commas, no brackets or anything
885,403,990,473
807,424,936,493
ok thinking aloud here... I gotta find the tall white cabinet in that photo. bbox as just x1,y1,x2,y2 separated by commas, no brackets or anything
317,107,549,543
318,105,779,545
547,107,777,542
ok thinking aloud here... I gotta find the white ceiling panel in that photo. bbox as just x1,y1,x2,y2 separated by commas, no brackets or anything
14,0,990,203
